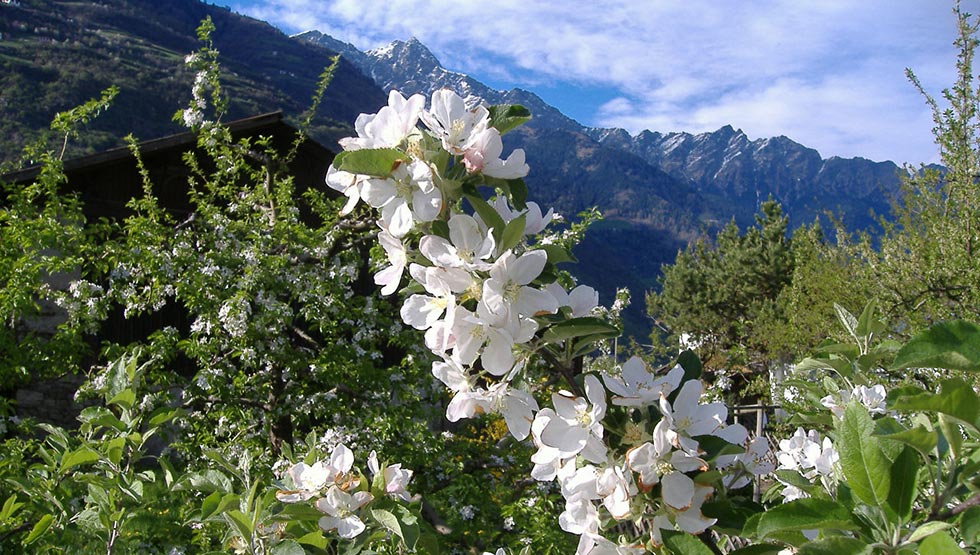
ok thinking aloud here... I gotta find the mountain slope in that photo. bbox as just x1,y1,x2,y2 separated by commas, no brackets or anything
0,0,385,163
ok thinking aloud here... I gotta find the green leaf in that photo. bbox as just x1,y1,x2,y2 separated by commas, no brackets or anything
541,317,619,344
836,402,891,507
907,521,954,544
488,104,531,135
534,244,577,264
505,178,528,209
919,530,966,555
938,413,964,460
332,148,405,177
23,514,54,545
77,407,127,432
108,388,136,410
105,437,126,466
876,424,937,459
886,446,917,522
797,537,870,555
270,540,305,555
890,378,979,429
773,470,814,489
180,470,233,493
755,498,856,539
223,510,253,542
200,492,239,520
677,350,702,382
60,447,100,473
499,213,526,254
892,320,980,372
296,530,328,549
148,407,184,428
834,303,860,343
429,219,451,240
394,505,420,549
371,508,405,544
796,355,855,378
0,494,21,522
483,177,529,210
464,192,506,243
959,506,980,544
159,456,177,489
855,299,884,337
661,529,714,555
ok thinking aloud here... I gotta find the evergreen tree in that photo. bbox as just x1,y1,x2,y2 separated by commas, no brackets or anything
646,199,793,401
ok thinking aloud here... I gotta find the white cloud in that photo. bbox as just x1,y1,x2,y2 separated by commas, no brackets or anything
228,0,958,163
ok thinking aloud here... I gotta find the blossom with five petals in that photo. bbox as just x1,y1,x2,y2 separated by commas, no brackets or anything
361,160,441,238
419,89,490,155
315,486,374,539
602,357,683,407
536,375,608,463
482,249,557,320
276,460,329,503
420,213,495,272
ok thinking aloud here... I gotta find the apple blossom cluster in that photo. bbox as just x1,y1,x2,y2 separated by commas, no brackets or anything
820,383,888,419
328,89,775,552
276,443,419,539
774,428,840,502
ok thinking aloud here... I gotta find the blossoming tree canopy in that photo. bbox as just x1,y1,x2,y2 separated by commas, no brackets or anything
325,88,773,553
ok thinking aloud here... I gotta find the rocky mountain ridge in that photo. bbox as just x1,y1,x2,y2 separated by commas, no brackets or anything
299,31,904,232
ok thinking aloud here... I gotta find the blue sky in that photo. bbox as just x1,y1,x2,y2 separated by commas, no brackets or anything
222,0,960,165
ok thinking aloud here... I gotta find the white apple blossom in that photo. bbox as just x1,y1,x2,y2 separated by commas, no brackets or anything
482,249,557,320
582,536,646,555
820,384,888,418
449,302,538,376
545,282,599,318
489,197,556,236
276,461,329,503
536,375,608,464
366,451,420,502
671,484,717,533
374,230,407,296
339,90,424,151
775,428,839,501
324,443,356,488
420,89,490,155
485,381,538,440
325,166,366,215
400,264,472,330
462,126,529,179
716,436,775,489
530,409,576,482
315,486,374,539
659,379,727,452
420,213,495,272
361,160,441,238
625,420,706,498
595,464,637,520
602,357,684,407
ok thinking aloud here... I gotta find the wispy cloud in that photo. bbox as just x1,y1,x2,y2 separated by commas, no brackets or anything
228,0,958,164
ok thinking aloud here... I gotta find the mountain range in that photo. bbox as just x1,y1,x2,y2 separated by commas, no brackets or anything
1,0,909,337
